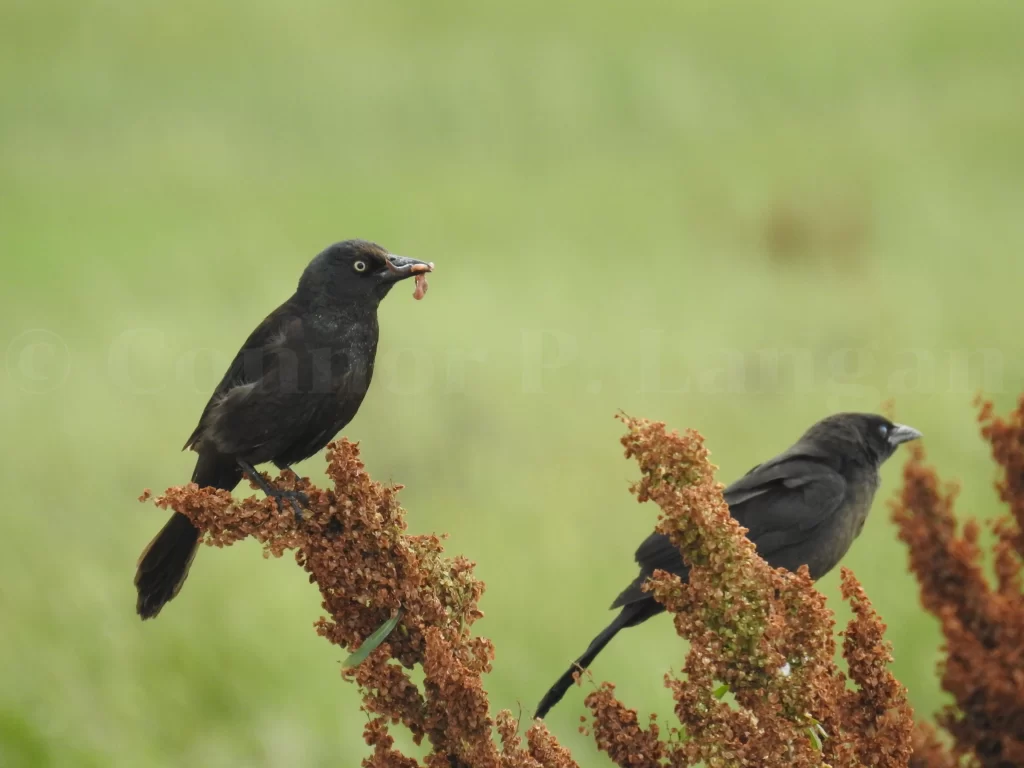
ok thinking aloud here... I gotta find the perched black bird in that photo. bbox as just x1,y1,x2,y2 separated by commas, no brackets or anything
534,412,921,719
135,240,434,620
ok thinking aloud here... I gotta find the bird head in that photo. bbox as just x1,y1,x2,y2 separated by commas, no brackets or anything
300,240,434,304
804,413,922,467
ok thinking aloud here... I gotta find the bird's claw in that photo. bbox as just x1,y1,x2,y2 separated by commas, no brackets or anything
270,488,308,523
236,460,309,523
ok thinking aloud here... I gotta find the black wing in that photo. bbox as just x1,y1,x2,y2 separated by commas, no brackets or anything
183,298,301,452
198,313,367,466
611,445,846,609
724,446,846,551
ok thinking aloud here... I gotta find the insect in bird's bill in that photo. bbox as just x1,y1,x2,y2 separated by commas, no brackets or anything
134,240,435,620
534,412,922,720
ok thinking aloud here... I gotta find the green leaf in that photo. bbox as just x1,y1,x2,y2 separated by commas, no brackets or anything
712,684,729,699
806,725,823,752
343,611,403,670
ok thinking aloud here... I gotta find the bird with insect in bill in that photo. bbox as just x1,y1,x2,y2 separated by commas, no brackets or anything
135,239,434,620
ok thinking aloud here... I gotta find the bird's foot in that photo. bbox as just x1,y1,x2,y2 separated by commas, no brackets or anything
237,459,309,523
268,487,308,523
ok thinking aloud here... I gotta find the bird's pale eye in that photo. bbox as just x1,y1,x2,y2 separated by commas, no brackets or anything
353,260,368,273
878,424,889,438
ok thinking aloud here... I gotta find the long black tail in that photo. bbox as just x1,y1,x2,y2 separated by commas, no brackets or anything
134,512,200,619
535,600,658,720
134,451,242,620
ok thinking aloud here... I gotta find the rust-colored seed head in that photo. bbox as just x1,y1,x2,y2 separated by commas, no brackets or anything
146,439,578,768
891,397,1024,768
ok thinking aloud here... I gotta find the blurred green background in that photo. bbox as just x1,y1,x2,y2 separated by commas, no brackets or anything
3,0,1023,765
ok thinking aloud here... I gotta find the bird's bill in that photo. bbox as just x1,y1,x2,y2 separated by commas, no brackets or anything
381,254,434,282
888,423,923,446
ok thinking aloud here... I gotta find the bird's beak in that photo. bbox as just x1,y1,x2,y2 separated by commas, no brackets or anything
381,254,434,282
888,423,923,446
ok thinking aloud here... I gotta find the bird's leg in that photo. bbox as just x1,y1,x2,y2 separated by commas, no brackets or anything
281,466,311,508
236,459,307,523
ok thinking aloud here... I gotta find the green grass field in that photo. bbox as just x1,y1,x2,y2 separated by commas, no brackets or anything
3,1,1023,765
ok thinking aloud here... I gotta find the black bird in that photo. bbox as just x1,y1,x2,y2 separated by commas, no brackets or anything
534,412,921,719
135,240,434,620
